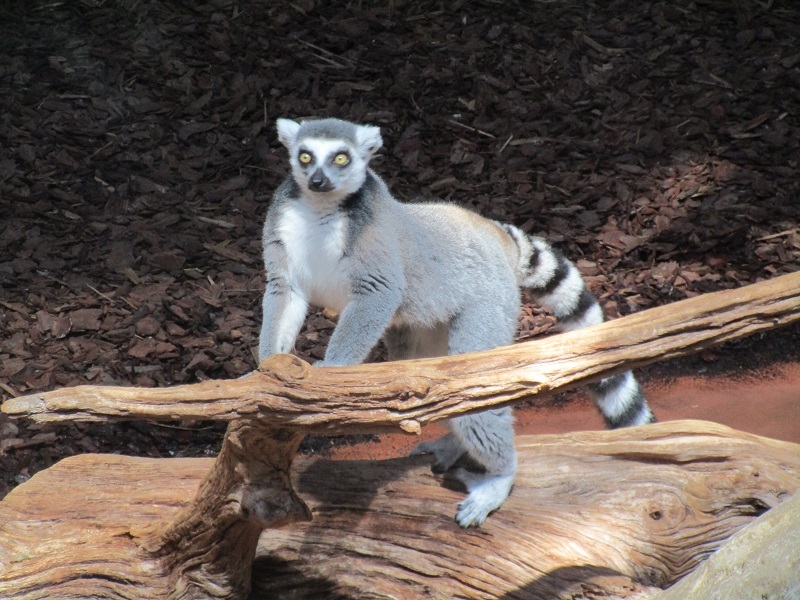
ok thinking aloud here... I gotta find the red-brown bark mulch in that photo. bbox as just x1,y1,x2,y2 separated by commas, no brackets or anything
1,0,799,497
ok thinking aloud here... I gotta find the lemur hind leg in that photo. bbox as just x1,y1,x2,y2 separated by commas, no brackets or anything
409,432,467,474
447,408,516,528
384,323,449,361
436,300,518,528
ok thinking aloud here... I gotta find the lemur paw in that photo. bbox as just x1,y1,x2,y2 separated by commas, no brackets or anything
456,498,491,528
453,473,514,528
410,437,464,474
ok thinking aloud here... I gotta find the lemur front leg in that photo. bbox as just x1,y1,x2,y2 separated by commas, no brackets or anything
410,433,466,473
258,240,309,362
318,271,403,367
258,285,308,362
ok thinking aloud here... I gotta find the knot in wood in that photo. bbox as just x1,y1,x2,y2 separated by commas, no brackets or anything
393,376,432,401
644,491,687,532
258,354,310,381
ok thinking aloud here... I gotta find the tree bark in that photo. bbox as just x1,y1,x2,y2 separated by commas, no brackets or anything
0,422,797,599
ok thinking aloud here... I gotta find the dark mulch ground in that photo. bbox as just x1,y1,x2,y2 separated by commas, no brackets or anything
1,0,799,498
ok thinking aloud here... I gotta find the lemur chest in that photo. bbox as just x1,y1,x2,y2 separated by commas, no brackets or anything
277,202,351,312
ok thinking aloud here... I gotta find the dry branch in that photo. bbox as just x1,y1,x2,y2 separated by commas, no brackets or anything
4,270,800,431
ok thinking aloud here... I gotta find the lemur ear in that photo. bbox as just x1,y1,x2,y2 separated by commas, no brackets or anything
356,124,383,158
276,119,301,148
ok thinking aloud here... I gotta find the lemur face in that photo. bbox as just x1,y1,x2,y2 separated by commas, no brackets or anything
292,138,363,195
276,118,382,203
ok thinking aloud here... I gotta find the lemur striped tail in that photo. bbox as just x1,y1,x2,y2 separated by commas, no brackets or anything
501,225,655,428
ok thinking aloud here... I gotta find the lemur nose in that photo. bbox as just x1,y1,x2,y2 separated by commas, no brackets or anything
309,169,329,190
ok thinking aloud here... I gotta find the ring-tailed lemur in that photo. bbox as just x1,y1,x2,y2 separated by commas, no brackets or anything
259,117,655,528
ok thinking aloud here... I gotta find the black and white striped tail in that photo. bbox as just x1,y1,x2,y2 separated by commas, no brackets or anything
506,229,655,428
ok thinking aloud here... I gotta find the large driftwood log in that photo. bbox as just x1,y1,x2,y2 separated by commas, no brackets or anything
251,421,800,599
0,272,799,598
0,422,797,599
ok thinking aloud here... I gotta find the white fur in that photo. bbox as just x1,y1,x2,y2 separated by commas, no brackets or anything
276,118,300,146
628,406,655,426
454,471,516,528
538,265,585,319
594,372,639,421
522,239,558,288
276,201,350,312
273,291,308,354
355,125,382,157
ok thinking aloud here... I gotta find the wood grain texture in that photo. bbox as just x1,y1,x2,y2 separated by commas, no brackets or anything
656,487,800,600
1,421,797,599
252,420,800,599
4,271,800,430
0,422,312,599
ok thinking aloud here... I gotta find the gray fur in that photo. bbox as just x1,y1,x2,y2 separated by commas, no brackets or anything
259,117,654,528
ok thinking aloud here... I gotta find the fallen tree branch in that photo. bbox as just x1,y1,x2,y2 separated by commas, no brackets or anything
4,270,800,432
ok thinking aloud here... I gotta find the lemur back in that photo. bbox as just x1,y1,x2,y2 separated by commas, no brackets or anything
259,117,655,528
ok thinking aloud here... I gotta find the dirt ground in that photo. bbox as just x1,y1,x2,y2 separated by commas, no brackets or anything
1,0,799,498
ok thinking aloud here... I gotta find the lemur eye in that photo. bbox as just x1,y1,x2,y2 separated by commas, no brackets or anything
298,152,313,165
333,153,350,166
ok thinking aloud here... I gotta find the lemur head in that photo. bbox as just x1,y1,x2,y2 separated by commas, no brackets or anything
276,118,383,203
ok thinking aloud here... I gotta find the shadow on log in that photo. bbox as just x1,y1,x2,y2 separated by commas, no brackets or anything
1,272,799,598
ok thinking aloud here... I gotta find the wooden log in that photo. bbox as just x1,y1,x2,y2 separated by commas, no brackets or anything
140,419,312,599
654,488,800,600
251,421,800,599
0,421,797,599
0,454,208,599
5,270,800,430
0,419,311,599
0,267,798,597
